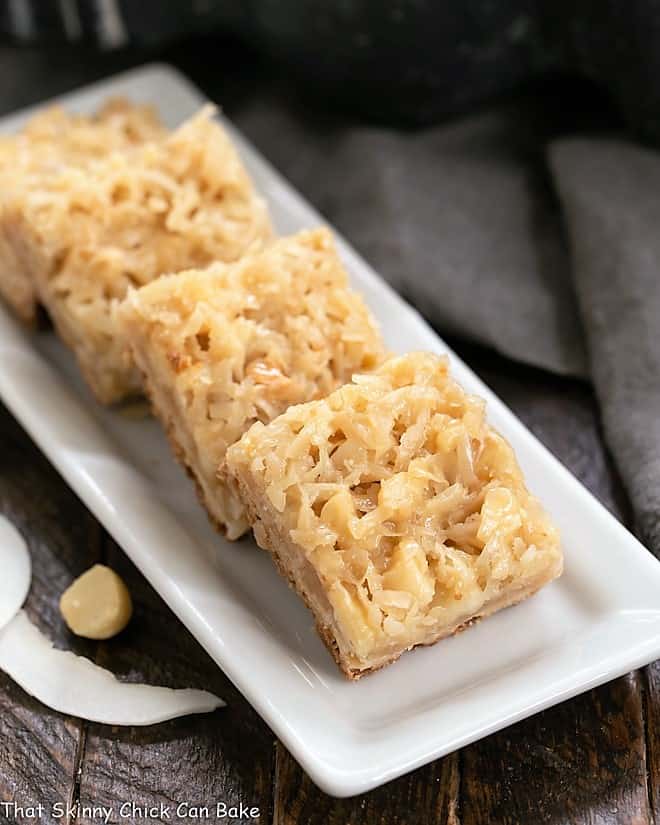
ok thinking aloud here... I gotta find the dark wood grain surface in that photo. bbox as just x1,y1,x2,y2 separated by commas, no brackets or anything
0,41,658,825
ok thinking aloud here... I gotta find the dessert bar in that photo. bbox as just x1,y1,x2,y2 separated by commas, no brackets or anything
225,352,563,677
2,106,271,402
120,228,386,538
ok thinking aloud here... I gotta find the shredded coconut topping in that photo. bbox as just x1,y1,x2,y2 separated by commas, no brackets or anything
0,98,165,322
6,105,271,402
226,352,562,667
120,227,386,538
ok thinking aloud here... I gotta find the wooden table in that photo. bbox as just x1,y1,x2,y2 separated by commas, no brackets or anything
0,42,658,825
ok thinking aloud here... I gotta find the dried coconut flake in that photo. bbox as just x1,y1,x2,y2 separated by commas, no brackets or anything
0,611,224,725
0,516,31,631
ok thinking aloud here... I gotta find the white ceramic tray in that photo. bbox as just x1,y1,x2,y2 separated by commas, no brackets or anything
1,64,659,798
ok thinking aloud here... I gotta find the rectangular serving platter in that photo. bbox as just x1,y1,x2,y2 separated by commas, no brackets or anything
1,64,659,797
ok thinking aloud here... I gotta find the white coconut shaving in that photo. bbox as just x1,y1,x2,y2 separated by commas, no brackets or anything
0,611,224,724
0,513,224,725
0,516,31,632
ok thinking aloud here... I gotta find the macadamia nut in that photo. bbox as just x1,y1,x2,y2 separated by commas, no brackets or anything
60,564,133,640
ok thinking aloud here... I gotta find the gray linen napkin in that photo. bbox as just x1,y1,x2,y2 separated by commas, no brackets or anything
550,140,660,555
233,100,660,555
235,99,588,377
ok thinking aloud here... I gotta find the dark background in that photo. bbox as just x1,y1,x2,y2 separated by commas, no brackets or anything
0,0,641,136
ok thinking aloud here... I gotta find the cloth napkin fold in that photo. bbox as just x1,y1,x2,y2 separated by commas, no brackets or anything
233,96,660,555
550,141,660,556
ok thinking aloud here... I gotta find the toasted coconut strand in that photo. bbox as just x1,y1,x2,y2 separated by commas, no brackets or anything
0,517,31,631
0,611,224,724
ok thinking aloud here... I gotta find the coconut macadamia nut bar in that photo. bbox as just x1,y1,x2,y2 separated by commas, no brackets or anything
2,106,271,402
225,352,563,677
119,228,386,539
